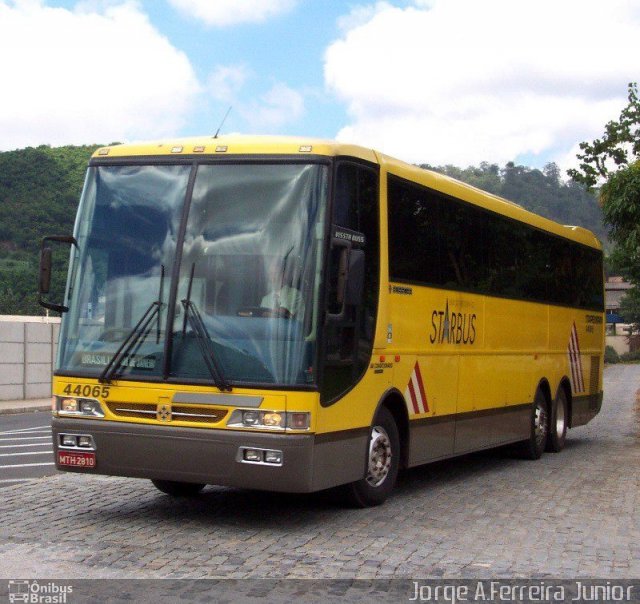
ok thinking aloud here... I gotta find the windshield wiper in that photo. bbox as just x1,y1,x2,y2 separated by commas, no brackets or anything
181,298,232,392
99,300,161,383
99,265,165,384
180,262,231,391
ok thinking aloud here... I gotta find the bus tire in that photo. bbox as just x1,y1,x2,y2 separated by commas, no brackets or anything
151,480,206,496
516,389,548,460
546,387,568,453
343,407,400,507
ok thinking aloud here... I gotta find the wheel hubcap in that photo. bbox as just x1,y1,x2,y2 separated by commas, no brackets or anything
366,426,392,487
534,400,548,448
555,399,566,437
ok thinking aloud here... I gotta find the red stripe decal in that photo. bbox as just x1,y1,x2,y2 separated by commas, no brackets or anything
414,362,429,412
407,379,420,414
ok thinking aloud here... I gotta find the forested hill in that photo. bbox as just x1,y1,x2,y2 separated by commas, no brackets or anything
0,144,101,314
0,145,605,316
421,161,605,241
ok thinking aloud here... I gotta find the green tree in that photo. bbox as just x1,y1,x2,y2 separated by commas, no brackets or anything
568,82,640,188
569,82,640,328
0,144,100,315
599,162,640,284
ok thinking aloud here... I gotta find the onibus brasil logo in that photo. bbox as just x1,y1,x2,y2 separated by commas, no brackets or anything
8,580,72,603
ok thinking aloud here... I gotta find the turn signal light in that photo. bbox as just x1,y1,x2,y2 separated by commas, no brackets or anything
263,412,283,427
61,398,78,412
288,413,310,430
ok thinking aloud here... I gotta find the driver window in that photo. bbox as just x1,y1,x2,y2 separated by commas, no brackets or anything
321,161,379,404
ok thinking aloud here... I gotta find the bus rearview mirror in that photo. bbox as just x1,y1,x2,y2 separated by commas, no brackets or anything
37,235,78,313
39,247,52,294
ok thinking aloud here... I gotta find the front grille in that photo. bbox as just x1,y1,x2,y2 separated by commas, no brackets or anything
107,402,156,419
106,401,227,424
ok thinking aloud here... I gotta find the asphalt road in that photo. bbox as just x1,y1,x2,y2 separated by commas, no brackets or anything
0,411,57,487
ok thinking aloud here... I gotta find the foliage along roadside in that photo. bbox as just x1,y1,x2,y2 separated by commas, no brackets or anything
568,82,640,333
0,144,101,314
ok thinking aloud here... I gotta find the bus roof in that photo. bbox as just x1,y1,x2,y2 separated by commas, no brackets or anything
93,135,602,251
93,135,378,163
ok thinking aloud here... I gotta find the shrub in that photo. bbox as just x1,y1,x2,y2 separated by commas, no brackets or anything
619,349,640,363
604,345,620,364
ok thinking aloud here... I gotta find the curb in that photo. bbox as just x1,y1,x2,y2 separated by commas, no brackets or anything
0,405,51,416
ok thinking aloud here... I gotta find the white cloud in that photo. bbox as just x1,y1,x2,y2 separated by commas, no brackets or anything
0,0,199,150
336,1,393,32
167,0,297,27
240,82,305,130
206,65,305,131
325,0,640,170
208,65,250,102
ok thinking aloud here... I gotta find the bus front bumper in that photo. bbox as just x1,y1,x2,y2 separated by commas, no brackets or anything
51,418,366,493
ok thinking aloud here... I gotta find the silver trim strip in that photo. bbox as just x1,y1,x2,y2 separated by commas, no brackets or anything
172,393,264,407
172,411,222,419
114,408,156,416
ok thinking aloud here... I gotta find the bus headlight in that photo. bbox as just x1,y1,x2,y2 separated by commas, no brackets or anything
241,410,260,426
54,396,105,418
227,410,310,431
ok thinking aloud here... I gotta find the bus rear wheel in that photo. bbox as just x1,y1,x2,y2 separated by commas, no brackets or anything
343,407,400,507
546,388,568,452
516,389,548,460
151,480,206,496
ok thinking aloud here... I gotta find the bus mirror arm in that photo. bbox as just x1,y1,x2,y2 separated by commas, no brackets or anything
38,235,78,313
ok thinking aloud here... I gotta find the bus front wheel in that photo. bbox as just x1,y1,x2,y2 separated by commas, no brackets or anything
343,407,400,507
151,480,206,496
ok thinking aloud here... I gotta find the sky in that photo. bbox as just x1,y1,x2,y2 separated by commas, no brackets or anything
1,0,639,173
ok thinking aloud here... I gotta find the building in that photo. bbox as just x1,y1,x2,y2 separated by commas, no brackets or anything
605,276,633,354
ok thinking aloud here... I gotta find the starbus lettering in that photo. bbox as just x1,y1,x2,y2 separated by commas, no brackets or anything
429,300,477,345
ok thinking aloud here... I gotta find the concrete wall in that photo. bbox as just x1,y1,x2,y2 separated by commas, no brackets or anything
0,315,60,401
606,335,630,356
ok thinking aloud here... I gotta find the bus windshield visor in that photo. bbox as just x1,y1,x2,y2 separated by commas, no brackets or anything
56,162,328,387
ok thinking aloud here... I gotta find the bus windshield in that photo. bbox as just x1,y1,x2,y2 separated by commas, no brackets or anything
57,162,328,387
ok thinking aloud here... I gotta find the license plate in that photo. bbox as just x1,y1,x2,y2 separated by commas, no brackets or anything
57,450,96,468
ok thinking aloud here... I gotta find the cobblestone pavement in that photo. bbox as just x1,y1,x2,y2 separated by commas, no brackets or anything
0,365,638,581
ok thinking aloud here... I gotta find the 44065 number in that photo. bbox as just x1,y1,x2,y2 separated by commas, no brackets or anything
62,383,110,399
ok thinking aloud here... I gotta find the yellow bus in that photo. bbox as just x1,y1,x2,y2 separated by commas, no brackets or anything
39,136,604,506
